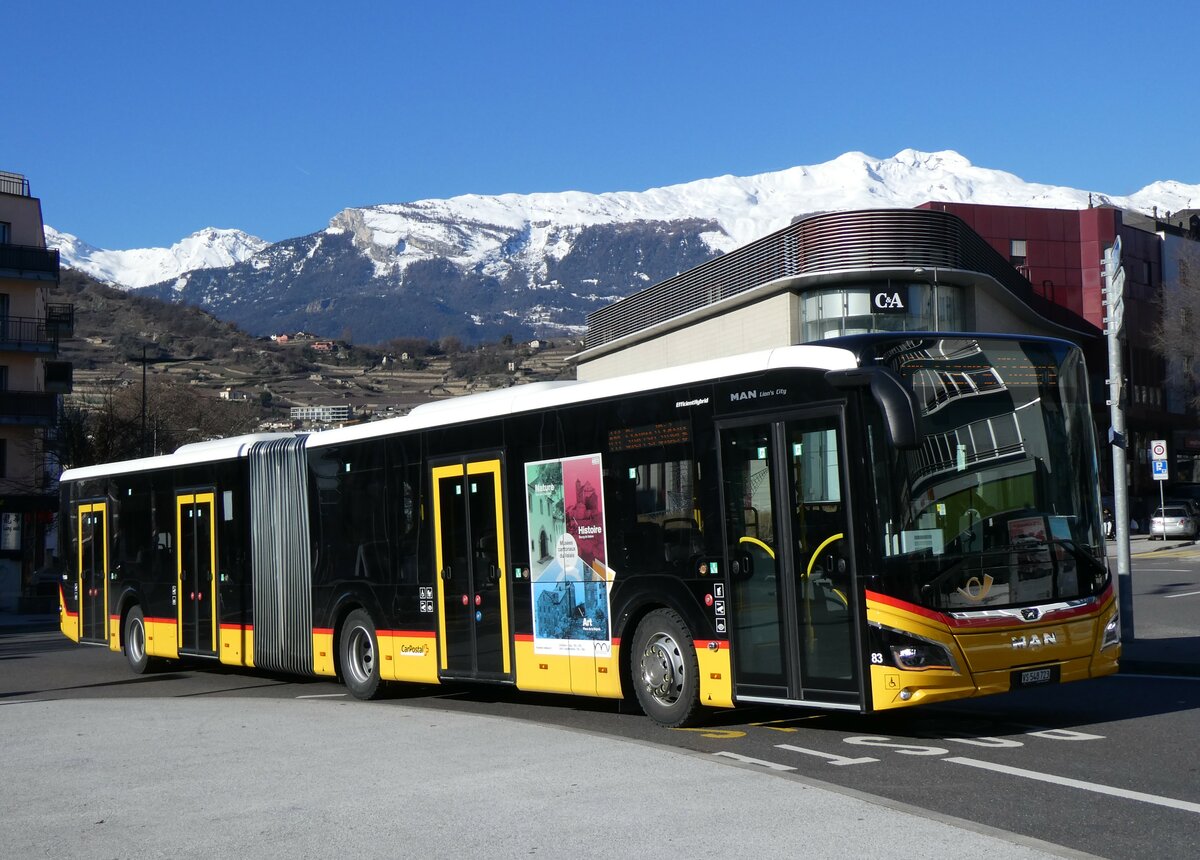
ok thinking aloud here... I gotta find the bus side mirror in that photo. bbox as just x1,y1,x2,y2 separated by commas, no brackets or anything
825,366,922,450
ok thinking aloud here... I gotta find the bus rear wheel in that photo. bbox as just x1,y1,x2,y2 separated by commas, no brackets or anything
340,609,383,700
631,608,700,727
124,606,153,674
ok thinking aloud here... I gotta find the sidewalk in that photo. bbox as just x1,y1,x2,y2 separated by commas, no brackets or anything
1110,534,1200,677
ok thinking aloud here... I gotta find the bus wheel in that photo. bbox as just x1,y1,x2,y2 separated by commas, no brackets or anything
124,606,153,674
340,610,383,700
632,609,700,727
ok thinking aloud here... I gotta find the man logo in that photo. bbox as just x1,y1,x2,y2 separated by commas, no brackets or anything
871,290,907,314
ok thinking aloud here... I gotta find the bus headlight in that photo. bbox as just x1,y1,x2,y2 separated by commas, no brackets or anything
1101,611,1120,650
870,623,960,673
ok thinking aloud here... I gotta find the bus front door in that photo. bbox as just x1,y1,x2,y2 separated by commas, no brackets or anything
719,411,861,708
177,492,217,655
77,502,109,644
432,458,512,681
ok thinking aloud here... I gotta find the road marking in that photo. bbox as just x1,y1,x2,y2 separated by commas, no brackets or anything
713,751,797,771
1165,589,1200,599
945,757,1200,814
776,743,878,766
296,693,347,699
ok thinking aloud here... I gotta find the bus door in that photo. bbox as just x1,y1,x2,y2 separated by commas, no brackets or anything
431,457,512,680
177,492,217,655
77,502,109,643
719,410,861,708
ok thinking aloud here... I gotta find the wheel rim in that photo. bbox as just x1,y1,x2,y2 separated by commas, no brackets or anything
345,625,375,685
128,617,145,663
640,631,685,706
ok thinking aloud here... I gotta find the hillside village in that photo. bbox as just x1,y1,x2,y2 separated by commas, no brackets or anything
53,268,577,438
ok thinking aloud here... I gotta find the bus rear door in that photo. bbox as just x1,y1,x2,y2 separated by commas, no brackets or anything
77,501,109,644
718,409,863,710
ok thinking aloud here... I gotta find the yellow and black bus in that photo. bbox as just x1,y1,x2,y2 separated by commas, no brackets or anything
58,333,1119,726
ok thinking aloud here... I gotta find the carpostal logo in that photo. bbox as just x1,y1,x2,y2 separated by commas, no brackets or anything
872,290,907,313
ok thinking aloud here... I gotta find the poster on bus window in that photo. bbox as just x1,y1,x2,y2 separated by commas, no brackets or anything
524,453,613,656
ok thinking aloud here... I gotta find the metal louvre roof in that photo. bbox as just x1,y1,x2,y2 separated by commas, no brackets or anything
583,208,1089,350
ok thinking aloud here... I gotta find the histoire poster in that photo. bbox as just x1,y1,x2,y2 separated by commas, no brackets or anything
524,453,613,656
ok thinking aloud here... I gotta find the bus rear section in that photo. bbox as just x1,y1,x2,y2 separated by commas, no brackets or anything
851,335,1119,709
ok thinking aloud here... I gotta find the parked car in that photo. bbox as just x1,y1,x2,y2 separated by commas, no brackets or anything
1149,506,1199,540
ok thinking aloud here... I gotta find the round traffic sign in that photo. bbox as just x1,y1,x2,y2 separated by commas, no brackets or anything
1151,440,1167,458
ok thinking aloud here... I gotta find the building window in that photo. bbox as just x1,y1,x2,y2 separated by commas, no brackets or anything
0,222,10,244
1010,239,1027,267
799,283,963,343
0,366,7,391
0,439,6,479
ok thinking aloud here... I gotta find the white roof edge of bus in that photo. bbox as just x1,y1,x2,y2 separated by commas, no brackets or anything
308,344,858,448
58,345,858,480
60,432,299,483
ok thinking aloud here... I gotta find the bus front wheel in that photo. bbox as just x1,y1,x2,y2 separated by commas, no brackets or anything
340,609,383,700
631,608,700,727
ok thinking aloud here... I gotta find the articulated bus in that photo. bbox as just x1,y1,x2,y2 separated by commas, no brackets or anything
58,333,1119,726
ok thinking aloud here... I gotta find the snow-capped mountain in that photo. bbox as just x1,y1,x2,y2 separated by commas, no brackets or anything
45,150,1200,343
45,226,268,289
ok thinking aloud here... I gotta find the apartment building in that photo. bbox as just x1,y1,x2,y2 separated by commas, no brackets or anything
0,171,72,610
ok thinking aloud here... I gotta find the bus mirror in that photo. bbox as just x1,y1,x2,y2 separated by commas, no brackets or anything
825,367,922,450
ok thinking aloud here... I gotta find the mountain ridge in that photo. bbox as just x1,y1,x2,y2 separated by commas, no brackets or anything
45,149,1200,343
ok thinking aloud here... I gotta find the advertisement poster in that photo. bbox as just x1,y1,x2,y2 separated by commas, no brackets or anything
1008,515,1053,601
525,454,613,655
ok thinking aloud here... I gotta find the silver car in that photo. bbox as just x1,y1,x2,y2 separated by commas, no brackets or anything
1149,506,1198,540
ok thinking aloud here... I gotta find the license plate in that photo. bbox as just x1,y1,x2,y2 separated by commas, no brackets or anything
1012,665,1060,687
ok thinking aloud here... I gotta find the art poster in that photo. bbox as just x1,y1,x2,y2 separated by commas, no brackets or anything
524,454,613,656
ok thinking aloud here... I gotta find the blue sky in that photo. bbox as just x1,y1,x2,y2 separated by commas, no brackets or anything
8,1,1198,249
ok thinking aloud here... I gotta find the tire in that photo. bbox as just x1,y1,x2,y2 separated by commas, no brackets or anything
630,608,701,727
340,609,383,700
124,606,153,674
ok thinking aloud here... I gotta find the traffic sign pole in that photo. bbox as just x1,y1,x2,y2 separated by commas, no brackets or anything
1103,239,1134,640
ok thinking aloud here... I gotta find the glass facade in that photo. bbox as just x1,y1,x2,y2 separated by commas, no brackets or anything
799,283,963,343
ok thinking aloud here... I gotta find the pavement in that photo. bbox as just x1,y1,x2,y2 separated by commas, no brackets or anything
1,698,1095,859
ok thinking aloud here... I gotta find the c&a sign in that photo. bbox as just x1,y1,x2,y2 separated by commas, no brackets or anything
871,289,908,314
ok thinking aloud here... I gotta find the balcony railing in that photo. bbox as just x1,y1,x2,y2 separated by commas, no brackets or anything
0,390,58,426
46,303,75,336
0,315,63,353
0,243,59,279
0,171,30,197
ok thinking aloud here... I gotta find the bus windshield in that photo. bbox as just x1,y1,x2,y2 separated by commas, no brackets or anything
868,336,1108,611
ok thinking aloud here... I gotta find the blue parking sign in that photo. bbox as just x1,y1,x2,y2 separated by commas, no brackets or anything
1152,459,1169,481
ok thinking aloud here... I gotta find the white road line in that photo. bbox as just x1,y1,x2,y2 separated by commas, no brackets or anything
945,757,1200,814
713,751,797,771
296,693,348,699
776,743,879,766
1165,589,1200,598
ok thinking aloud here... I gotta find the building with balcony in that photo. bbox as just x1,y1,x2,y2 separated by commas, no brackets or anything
0,170,72,610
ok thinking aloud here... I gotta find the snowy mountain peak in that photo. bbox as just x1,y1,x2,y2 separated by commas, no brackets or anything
45,225,268,289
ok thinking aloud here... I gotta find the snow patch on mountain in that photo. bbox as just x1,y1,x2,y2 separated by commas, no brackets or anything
44,226,268,289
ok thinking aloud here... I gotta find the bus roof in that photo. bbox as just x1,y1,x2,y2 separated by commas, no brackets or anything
59,344,857,482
